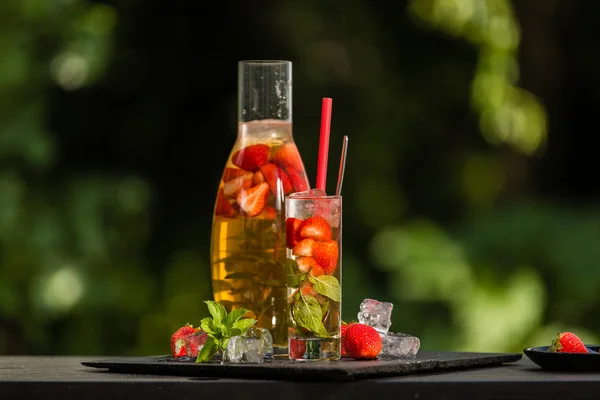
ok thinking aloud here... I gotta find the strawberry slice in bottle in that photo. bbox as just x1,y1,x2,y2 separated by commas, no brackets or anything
236,182,270,217
231,144,270,172
273,142,305,173
259,162,293,195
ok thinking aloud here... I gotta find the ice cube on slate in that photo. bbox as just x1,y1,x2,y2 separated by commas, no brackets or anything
224,336,264,364
380,333,420,359
244,327,273,356
357,298,394,335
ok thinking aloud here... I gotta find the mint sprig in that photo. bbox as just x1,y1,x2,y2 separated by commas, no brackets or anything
195,300,257,363
285,259,340,338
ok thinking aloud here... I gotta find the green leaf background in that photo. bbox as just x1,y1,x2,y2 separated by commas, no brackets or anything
1,0,599,357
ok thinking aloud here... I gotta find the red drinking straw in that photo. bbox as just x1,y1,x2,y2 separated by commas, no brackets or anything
316,97,333,192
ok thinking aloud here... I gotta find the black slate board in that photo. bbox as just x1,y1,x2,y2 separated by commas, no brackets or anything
82,351,522,381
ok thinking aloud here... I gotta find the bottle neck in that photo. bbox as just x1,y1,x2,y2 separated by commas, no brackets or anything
238,60,292,123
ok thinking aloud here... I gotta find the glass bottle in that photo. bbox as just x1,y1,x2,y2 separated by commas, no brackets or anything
210,60,310,354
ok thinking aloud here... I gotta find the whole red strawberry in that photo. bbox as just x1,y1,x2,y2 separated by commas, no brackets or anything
343,323,382,360
340,322,355,357
170,324,207,358
549,331,589,353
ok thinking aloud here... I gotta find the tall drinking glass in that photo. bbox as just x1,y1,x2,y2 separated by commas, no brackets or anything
285,192,342,361
210,61,310,356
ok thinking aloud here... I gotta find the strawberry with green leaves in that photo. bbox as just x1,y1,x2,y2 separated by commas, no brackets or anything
549,331,589,353
170,324,207,358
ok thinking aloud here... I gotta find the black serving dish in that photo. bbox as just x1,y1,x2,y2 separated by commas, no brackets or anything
523,345,600,372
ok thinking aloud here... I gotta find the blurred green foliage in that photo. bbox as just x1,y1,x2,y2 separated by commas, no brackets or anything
1,0,599,357
0,0,156,355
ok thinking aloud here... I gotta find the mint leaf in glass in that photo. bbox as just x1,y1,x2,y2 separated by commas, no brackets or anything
308,275,340,302
292,295,329,338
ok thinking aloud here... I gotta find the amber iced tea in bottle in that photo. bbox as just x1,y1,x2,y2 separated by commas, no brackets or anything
210,61,310,353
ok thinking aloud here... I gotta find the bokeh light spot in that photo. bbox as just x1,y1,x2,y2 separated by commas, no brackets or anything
40,267,85,313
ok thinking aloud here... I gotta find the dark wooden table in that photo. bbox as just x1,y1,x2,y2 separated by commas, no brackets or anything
1,356,599,400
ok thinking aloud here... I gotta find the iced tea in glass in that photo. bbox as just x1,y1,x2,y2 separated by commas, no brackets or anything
285,191,342,361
